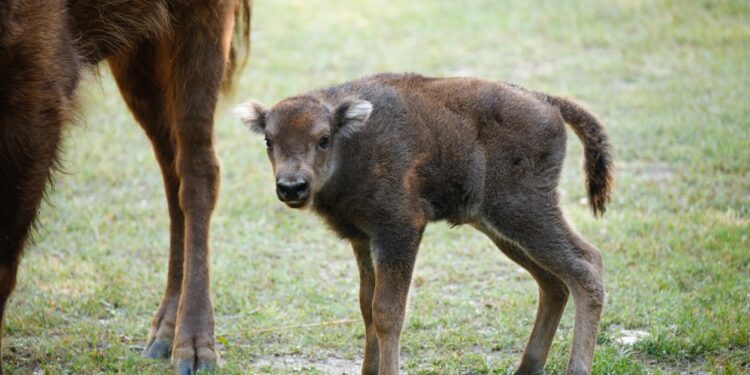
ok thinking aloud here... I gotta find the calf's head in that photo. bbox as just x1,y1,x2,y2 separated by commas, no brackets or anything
237,96,373,208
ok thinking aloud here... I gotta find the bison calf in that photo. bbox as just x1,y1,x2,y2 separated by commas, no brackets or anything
237,73,614,375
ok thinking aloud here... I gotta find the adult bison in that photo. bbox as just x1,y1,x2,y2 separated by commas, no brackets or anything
0,0,250,373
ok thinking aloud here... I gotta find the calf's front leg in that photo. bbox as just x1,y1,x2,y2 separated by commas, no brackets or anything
353,241,379,375
369,228,422,375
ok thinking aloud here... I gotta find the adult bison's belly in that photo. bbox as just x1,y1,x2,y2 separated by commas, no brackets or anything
67,0,170,63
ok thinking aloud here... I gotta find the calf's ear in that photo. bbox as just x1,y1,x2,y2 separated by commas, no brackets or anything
235,100,268,134
334,99,373,137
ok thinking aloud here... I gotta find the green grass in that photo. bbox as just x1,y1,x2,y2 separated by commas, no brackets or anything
4,0,749,373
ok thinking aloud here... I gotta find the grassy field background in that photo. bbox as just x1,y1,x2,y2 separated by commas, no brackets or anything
4,0,749,373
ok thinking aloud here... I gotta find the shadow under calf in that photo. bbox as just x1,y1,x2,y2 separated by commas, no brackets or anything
0,1,250,374
239,73,614,375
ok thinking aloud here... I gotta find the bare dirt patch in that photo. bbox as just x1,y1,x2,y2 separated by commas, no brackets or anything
251,354,360,374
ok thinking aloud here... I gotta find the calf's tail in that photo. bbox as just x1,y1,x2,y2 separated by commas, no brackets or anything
536,93,614,217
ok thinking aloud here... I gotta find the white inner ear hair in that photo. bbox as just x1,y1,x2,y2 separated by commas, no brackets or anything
340,100,373,138
235,100,265,133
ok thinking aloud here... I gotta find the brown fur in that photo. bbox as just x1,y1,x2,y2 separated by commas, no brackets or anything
0,1,250,374
239,73,614,375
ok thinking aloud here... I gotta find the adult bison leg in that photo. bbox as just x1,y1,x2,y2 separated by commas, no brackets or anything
1,2,78,373
0,123,65,366
0,132,64,375
164,2,236,373
109,42,185,360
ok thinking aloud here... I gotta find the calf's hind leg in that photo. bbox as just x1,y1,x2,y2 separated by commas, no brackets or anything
474,223,569,375
480,202,604,375
109,42,185,360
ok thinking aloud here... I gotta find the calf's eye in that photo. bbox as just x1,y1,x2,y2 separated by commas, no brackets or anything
265,138,272,149
318,136,330,150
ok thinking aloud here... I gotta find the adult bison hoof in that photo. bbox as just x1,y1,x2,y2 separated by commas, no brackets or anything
143,294,180,359
175,357,217,375
172,337,218,374
142,337,172,359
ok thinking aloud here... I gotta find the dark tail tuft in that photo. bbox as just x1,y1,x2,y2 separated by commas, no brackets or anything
537,93,615,217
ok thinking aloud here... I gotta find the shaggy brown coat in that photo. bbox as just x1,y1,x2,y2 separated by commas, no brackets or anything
0,1,250,373
239,73,614,375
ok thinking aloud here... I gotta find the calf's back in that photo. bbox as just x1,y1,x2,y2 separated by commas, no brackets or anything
310,73,568,232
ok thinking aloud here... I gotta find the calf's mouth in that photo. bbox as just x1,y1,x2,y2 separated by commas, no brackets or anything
282,199,308,209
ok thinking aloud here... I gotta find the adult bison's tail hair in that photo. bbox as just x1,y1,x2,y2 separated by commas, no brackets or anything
224,0,252,91
536,93,615,217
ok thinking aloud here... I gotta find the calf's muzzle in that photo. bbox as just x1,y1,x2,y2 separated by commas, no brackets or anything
276,175,310,206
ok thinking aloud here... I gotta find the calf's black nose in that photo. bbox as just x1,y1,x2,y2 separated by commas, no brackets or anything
276,177,309,202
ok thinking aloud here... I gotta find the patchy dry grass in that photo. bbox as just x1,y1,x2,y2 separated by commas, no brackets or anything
3,0,749,373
